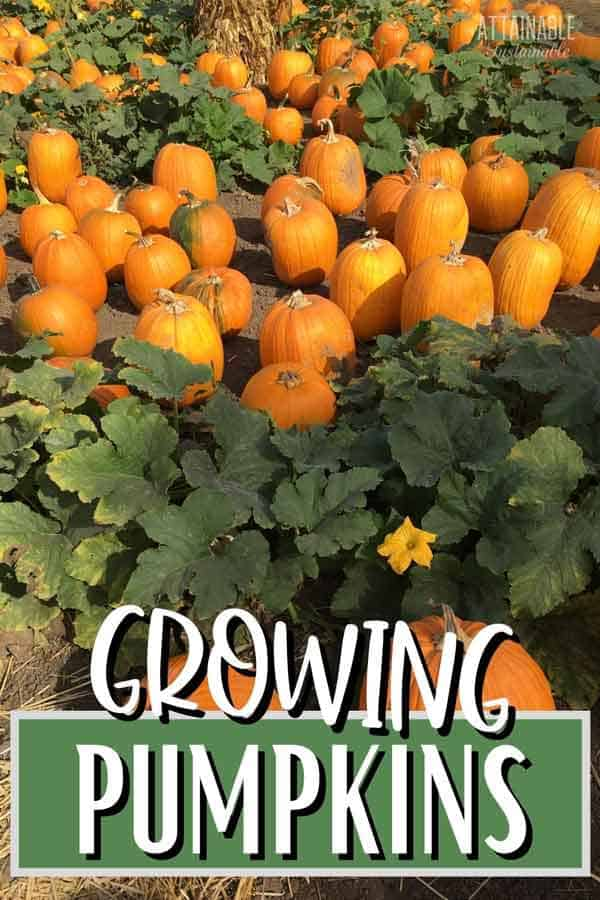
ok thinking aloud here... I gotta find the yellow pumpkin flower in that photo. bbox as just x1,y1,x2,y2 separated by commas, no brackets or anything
15,164,27,175
32,0,53,14
378,517,437,575
130,8,143,19
144,33,155,46
76,10,87,19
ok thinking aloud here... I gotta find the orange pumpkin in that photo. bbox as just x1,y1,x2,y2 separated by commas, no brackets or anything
12,285,98,357
260,174,324,222
231,86,267,124
44,20,62,37
528,2,563,29
407,143,468,190
17,34,48,65
78,195,142,282
394,179,469,272
365,173,412,241
259,289,355,377
241,363,336,430
129,52,167,80
195,50,224,75
316,35,353,73
65,175,115,225
0,168,6,216
94,72,124,100
69,58,101,89
345,48,377,82
311,93,345,130
0,17,28,39
0,35,18,62
462,152,529,233
19,189,78,259
300,118,367,215
133,290,224,405
267,49,313,101
288,72,321,109
27,128,82,204
359,605,555,712
448,13,484,51
169,193,236,269
153,142,218,204
264,195,338,287
0,70,25,94
329,230,407,340
174,266,252,337
469,133,501,164
567,32,600,61
401,242,494,332
318,66,358,100
264,106,304,145
33,230,108,311
212,55,248,90
274,0,308,24
124,184,177,236
124,234,192,310
0,245,6,287
373,19,410,65
336,104,366,142
403,41,435,72
575,127,600,171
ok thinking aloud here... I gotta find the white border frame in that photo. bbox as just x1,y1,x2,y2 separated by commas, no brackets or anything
10,710,591,879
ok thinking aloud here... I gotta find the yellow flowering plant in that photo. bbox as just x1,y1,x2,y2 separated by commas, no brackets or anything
378,517,437,575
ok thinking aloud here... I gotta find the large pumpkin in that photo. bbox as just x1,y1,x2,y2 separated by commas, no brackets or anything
469,133,501,164
329,230,407,341
261,175,324,223
268,49,313,101
489,228,563,328
33,230,108,311
240,363,336,430
174,266,252,337
448,13,483,51
78,195,142,282
373,19,410,65
394,179,469,272
195,50,224,75
315,35,353,73
124,183,177,235
462,152,529,233
264,195,338,287
153,142,218,204
12,285,98,357
27,128,82,203
575,127,600,171
260,289,356,377
170,193,236,269
521,167,600,287
133,290,224,405
212,55,248,90
365,173,412,240
358,605,555,712
299,118,367,215
288,72,321,110
231,86,267,124
17,34,48,65
401,242,494,332
124,234,192,310
64,175,115,225
19,190,77,259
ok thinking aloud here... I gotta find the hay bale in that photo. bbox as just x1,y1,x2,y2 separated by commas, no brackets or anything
193,0,278,83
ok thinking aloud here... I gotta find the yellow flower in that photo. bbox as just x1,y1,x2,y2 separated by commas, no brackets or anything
130,8,143,19
32,0,53,13
377,517,437,575
15,164,27,175
144,33,155,46
76,10,87,19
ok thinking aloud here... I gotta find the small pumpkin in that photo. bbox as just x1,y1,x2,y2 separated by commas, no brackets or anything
264,195,338,287
69,57,101,89
462,152,529,233
268,49,313,101
329,229,407,340
240,363,336,430
522,168,600,287
129,52,167,80
288,72,321,109
448,13,484,51
394,179,469,272
78,194,142,282
212,55,248,90
406,141,468,190
260,289,355,376
0,245,6,287
316,35,353,73
195,50,224,75
133,289,224,405
33,230,108,311
12,285,98,357
264,106,304,145
365,173,412,240
373,19,410,65
19,188,77,259
0,70,24,94
44,20,62,37
17,34,48,65
124,183,177,236
401,242,494,333
345,48,377,82
124,234,192,310
318,66,357,100
94,72,124,100
359,605,555,712
469,133,501,164
153,142,218,204
175,266,252,337
311,93,345,130
260,174,324,222
300,118,367,215
65,175,115,225
575,127,600,171
27,127,82,204
170,192,236,269
231,86,267,124
403,41,435,72
489,227,563,328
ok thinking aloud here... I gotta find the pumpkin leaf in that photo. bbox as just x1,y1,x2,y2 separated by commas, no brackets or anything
65,533,129,587
112,337,213,403
8,360,104,411
0,502,70,600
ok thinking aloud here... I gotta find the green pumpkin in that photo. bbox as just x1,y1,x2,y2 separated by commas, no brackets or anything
169,192,237,269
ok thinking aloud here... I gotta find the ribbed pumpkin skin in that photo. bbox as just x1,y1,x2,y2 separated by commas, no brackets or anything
264,196,338,287
241,363,336,430
19,200,77,258
0,169,7,215
124,184,177,235
567,31,600,61
522,168,600,287
33,231,108,311
300,119,367,215
170,197,236,269
124,235,192,310
268,49,312,100
264,107,304,145
318,67,357,100
394,180,469,272
359,607,555,712
260,290,356,376
347,49,377,81
0,246,6,287
373,20,410,65
134,292,224,405
10,64,35,89
0,36,18,60
489,228,562,328
316,35,353,73
69,57,101,88
330,232,407,341
404,41,435,72
27,129,82,203
195,50,224,75
143,655,283,711
152,142,218,204
212,55,248,90
288,73,321,109
365,174,412,240
410,146,468,190
65,175,115,225
469,133,501,164
174,266,252,337
231,86,267,124
401,248,494,333
79,204,142,282
462,153,529,233
575,127,600,171
12,285,97,356
17,34,48,65
94,72,123,99
260,175,324,222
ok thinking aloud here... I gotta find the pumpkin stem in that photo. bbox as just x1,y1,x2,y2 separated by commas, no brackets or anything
196,274,226,334
531,227,549,240
281,196,302,217
276,369,303,389
132,233,154,246
154,287,188,315
444,240,466,266
49,229,66,239
286,289,313,309
297,176,324,200
278,92,289,108
429,178,448,190
361,228,382,250
31,184,50,205
106,192,124,213
318,117,338,144
440,604,472,650
488,152,505,169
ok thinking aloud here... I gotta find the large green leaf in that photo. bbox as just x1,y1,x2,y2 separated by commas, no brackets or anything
0,502,69,600
8,360,103,410
113,337,213,402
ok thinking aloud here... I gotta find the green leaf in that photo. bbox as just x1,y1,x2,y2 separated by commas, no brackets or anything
331,560,400,616
66,533,128,587
73,604,110,649
507,427,585,510
42,413,97,454
510,99,567,134
0,591,60,631
422,471,486,546
8,360,104,410
261,554,317,613
356,68,414,119
190,530,270,618
0,502,69,600
181,448,274,528
94,45,120,68
113,337,213,402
